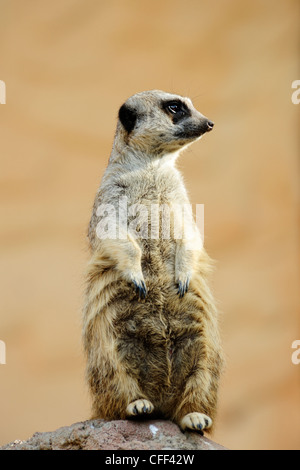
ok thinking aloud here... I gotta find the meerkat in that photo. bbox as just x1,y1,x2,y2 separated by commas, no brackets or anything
82,90,223,433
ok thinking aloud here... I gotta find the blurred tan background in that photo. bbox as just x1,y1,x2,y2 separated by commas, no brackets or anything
0,0,299,450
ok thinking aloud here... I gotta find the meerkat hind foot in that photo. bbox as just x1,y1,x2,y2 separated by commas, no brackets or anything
180,412,212,433
126,399,154,417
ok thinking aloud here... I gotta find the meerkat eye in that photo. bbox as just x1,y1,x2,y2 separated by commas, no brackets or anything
167,103,182,114
162,100,189,122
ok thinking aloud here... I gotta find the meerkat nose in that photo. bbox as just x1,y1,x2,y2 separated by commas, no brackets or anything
206,120,214,131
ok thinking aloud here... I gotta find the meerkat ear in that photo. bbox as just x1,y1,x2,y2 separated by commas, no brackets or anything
118,103,137,134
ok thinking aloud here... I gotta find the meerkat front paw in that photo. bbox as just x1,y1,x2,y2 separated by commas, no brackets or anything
126,399,154,417
123,270,147,299
177,279,190,298
175,274,190,298
132,278,147,300
180,412,212,433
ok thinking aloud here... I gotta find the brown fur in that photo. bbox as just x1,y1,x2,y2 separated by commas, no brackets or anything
82,90,223,433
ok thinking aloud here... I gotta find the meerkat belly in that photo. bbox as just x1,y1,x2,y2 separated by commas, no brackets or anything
112,237,204,401
113,296,203,403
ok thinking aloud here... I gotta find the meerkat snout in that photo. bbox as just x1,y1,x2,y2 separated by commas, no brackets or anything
191,117,215,137
206,120,214,131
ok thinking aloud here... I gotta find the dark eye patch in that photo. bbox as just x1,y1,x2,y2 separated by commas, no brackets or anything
161,99,191,123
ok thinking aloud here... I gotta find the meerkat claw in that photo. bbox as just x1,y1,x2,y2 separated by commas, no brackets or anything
133,280,147,299
177,279,190,298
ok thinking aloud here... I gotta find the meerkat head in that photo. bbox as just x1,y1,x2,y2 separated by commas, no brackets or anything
116,90,214,157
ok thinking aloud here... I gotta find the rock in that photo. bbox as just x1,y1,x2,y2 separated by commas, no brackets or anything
0,419,227,450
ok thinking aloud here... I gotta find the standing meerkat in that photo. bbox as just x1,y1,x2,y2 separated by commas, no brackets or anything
83,90,223,433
